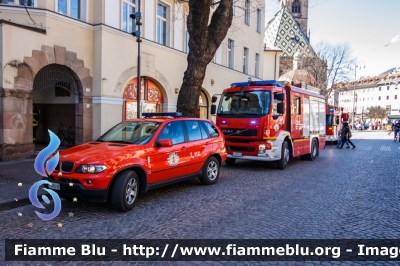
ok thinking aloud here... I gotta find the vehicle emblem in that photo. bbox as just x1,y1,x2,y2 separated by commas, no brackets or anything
236,130,241,134
63,155,67,159
274,124,279,132
168,152,180,166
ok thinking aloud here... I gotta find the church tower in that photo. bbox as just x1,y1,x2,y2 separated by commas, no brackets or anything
280,0,309,36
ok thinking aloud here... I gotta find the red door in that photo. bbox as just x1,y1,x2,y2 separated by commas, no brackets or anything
148,121,188,184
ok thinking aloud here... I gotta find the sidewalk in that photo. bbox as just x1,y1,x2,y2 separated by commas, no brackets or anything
0,157,47,211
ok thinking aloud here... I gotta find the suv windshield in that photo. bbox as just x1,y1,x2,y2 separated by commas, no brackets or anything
217,91,271,117
98,122,161,144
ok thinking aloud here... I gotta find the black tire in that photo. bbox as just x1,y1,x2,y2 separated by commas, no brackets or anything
111,170,139,212
200,157,220,185
276,141,290,170
305,139,318,161
225,158,236,165
300,155,307,160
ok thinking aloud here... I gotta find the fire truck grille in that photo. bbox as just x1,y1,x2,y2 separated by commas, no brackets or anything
221,129,257,136
227,146,255,152
61,161,74,172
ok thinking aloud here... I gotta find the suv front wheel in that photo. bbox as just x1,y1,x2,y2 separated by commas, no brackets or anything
111,170,139,212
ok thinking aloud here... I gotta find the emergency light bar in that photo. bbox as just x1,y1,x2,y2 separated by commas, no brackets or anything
142,112,182,118
230,80,285,88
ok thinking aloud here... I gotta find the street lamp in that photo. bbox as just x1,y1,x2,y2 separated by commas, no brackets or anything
348,61,366,124
130,0,142,118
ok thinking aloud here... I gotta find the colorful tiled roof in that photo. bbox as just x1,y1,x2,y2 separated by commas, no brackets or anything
264,5,314,57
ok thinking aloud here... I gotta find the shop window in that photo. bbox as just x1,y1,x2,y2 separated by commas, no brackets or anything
123,77,164,120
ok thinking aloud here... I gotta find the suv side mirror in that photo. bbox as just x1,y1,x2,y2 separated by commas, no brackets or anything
211,96,218,103
155,139,172,147
211,105,217,115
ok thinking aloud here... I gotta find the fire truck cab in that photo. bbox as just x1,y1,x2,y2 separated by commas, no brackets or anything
211,80,326,169
326,106,349,144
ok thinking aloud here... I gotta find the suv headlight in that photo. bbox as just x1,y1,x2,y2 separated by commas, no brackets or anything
76,165,107,173
259,144,266,151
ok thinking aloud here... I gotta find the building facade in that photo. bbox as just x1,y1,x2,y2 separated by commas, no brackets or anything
337,68,400,121
0,0,271,161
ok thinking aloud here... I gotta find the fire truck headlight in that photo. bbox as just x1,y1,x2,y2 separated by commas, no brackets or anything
259,144,266,151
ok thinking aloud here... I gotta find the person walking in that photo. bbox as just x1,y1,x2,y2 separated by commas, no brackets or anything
336,125,350,148
338,122,356,149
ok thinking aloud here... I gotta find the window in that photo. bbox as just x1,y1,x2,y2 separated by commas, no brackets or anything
256,8,261,33
244,0,250,25
227,39,234,69
294,96,301,115
157,3,169,46
255,53,260,78
122,0,136,33
243,47,249,74
0,0,35,6
184,15,190,53
379,87,381,91
185,121,208,141
387,86,390,90
203,121,219,138
292,0,301,13
395,95,398,99
57,0,81,19
157,122,184,145
387,96,389,100
378,96,381,100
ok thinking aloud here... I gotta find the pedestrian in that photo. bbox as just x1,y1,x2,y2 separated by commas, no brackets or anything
337,122,356,149
374,121,378,130
336,125,350,148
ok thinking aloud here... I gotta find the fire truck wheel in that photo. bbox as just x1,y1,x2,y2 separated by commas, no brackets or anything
225,158,236,165
305,139,318,161
111,170,139,212
200,157,220,185
277,141,289,170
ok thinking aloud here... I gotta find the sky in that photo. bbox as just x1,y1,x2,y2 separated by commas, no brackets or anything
264,0,400,78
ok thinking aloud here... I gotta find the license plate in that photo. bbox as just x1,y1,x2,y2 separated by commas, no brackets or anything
48,183,60,190
232,152,242,157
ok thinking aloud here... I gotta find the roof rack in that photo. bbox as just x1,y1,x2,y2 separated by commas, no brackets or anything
230,80,285,88
142,112,182,118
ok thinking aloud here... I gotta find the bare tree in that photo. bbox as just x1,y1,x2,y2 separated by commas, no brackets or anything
366,106,387,121
301,42,353,101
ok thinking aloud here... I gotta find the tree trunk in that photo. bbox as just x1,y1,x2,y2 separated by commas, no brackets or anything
176,0,233,117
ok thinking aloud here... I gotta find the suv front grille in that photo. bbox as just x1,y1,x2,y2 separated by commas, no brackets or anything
61,161,74,172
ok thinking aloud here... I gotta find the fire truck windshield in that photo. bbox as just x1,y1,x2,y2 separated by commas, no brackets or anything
217,91,271,117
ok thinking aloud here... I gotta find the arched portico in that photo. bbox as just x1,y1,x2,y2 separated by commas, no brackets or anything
0,45,93,161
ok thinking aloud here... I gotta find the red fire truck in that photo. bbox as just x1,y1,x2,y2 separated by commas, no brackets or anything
211,80,326,169
325,105,349,144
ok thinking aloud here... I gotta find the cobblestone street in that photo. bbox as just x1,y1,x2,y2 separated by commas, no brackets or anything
1,131,399,265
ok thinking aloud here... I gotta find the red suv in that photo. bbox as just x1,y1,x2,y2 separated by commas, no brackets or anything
45,113,227,212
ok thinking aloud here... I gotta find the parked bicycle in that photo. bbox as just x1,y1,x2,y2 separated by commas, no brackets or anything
56,121,75,146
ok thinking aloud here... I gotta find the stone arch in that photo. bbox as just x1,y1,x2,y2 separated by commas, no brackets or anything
0,45,92,161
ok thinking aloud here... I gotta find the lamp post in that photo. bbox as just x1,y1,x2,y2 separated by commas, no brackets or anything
130,0,142,118
348,61,365,125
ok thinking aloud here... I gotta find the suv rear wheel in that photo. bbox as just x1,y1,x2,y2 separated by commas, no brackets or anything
200,157,220,185
111,170,139,212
